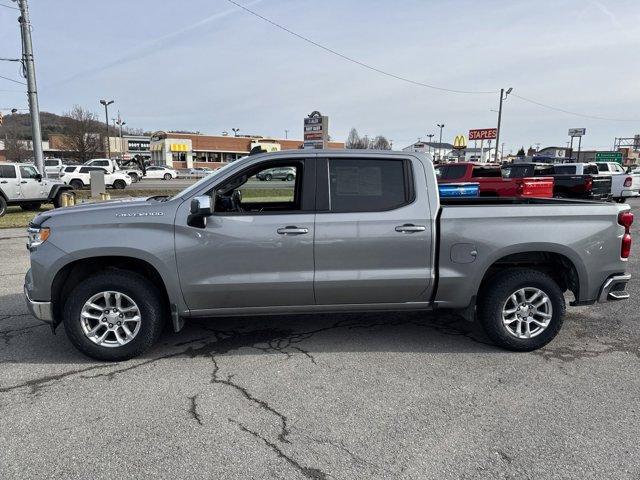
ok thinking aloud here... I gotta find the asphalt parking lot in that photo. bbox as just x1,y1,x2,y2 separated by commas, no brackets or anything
1,200,639,479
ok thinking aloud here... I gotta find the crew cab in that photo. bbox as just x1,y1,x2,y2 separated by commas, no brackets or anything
23,150,632,361
85,158,143,183
60,165,132,190
502,162,612,200
0,163,73,217
436,162,554,197
596,162,640,202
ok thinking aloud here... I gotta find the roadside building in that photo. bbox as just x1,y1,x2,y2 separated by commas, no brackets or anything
149,131,344,169
402,141,453,162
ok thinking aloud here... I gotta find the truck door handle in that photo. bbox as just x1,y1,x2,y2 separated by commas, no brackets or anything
0,180,7,184
277,226,309,235
395,224,426,233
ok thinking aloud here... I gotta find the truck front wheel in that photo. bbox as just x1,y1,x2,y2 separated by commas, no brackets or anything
63,271,165,361
477,268,565,351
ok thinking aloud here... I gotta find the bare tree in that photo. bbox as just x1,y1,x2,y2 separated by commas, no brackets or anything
346,128,362,149
58,105,104,162
371,135,391,150
3,125,30,161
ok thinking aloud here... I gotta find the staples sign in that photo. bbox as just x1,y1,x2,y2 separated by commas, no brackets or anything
469,128,497,140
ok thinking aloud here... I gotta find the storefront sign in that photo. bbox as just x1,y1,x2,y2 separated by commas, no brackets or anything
469,128,497,140
303,111,329,149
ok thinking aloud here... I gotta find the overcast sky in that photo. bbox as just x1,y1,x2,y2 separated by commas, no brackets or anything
1,0,639,153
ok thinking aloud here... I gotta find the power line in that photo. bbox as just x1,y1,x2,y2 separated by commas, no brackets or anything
0,2,19,10
0,73,26,85
225,0,496,95
511,93,640,123
0,57,21,62
226,0,638,123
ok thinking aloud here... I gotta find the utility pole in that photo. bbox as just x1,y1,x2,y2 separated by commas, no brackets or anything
495,87,512,163
284,129,288,139
17,0,44,174
100,99,114,157
437,124,445,162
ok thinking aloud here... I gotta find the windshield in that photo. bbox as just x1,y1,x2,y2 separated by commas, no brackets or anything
172,161,238,200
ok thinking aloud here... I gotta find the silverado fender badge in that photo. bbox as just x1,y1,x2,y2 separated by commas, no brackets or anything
115,212,165,217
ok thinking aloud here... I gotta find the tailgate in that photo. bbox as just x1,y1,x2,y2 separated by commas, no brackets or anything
521,177,554,197
591,175,612,196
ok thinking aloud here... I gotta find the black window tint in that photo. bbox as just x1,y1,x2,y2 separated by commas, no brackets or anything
554,165,576,174
583,165,598,175
472,166,501,178
535,166,555,176
0,165,17,178
64,166,76,173
444,164,467,180
329,159,408,212
597,163,607,172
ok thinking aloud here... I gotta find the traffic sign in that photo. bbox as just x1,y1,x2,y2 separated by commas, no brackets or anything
595,151,623,164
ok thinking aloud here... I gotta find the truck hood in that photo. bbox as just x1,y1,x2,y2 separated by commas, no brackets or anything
31,197,169,227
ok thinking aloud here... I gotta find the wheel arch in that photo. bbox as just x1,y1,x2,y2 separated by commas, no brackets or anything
50,255,180,331
476,247,584,303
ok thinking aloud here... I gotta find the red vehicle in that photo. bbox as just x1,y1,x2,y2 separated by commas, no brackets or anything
435,162,554,198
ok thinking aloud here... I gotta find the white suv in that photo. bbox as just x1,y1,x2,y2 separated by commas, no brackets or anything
144,166,178,180
60,166,132,190
0,163,74,217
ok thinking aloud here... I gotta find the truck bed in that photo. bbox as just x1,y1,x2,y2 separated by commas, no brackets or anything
439,196,600,206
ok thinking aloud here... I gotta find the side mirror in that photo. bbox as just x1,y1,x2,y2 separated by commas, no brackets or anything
35,173,42,182
190,195,213,216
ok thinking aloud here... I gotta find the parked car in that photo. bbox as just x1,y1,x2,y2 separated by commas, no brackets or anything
23,150,632,360
59,166,132,190
0,163,73,217
188,167,215,176
144,166,178,180
43,158,65,178
436,162,554,197
596,162,640,202
84,158,143,183
256,166,296,181
502,162,612,200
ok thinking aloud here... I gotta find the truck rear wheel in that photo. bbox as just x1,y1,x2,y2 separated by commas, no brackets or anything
477,268,565,351
63,271,165,361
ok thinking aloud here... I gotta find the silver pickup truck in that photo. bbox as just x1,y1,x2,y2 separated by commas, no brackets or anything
23,150,633,360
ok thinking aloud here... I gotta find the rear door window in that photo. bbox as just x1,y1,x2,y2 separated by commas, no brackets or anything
583,165,599,175
0,165,17,178
444,164,467,180
472,166,501,178
328,158,410,212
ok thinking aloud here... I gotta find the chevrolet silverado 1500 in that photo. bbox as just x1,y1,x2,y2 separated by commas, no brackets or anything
24,150,633,360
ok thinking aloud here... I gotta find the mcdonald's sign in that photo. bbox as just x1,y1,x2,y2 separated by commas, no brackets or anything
453,135,467,150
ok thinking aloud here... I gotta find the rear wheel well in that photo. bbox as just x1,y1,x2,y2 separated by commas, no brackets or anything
478,251,580,301
51,256,170,326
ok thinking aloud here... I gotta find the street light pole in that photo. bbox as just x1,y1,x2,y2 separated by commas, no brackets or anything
17,0,44,174
232,128,240,137
427,133,434,156
99,99,114,157
437,124,445,162
495,87,512,163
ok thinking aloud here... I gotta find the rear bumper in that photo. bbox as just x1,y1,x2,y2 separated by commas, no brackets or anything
598,274,631,302
621,189,640,198
24,285,53,324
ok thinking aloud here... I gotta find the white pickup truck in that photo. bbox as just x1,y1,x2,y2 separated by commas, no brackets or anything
596,161,640,202
85,158,143,183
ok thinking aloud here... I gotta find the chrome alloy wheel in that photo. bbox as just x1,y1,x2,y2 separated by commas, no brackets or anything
501,287,553,339
80,291,142,348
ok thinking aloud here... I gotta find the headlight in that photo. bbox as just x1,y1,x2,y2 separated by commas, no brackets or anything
27,226,50,249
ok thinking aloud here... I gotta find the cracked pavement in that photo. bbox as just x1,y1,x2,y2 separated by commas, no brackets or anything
1,200,639,479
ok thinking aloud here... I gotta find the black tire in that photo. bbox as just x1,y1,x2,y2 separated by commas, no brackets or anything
477,268,566,351
129,173,139,183
70,179,84,190
53,190,75,208
163,173,172,180
265,174,272,181
113,179,126,190
63,271,165,361
286,174,294,181
0,196,6,217
20,203,42,211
